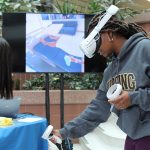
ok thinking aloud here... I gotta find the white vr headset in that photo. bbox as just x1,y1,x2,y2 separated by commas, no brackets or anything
80,5,119,58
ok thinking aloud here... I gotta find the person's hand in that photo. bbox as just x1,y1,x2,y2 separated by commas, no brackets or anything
50,129,62,143
108,91,131,110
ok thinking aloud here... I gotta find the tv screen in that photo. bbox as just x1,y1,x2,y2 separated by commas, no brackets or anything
2,13,106,73
26,13,85,72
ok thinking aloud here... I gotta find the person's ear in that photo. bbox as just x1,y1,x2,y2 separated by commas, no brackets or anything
107,31,114,42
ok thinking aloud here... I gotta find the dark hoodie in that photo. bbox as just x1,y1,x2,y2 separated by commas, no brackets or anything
60,32,150,140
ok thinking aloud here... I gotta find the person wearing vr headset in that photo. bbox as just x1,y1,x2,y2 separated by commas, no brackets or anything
51,6,150,150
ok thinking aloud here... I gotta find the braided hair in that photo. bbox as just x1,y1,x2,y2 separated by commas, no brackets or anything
0,37,13,99
87,12,147,39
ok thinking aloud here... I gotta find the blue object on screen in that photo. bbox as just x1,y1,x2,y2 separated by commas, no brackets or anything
41,14,49,20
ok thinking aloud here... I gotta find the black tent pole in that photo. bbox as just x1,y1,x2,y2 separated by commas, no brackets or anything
60,73,64,128
45,73,50,125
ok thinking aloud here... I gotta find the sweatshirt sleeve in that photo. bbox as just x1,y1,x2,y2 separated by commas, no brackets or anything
129,64,150,111
129,87,150,111
129,41,150,111
59,89,111,139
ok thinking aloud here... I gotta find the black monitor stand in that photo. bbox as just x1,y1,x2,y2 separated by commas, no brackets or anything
60,73,73,150
44,73,64,126
45,73,50,124
60,73,64,128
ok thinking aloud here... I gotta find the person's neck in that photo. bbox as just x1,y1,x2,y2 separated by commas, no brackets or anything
114,37,127,56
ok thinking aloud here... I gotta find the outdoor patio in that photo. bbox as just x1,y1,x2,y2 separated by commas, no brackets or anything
0,0,150,150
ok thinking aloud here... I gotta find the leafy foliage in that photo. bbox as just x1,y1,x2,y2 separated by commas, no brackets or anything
0,0,38,12
22,74,45,90
0,0,11,12
55,0,78,13
22,73,103,90
88,0,140,20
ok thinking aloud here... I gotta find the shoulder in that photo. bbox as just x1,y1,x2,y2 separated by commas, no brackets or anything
136,38,150,52
137,38,150,58
138,37,150,46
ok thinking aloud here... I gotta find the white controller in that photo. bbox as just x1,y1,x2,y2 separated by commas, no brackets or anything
42,125,62,144
107,84,122,111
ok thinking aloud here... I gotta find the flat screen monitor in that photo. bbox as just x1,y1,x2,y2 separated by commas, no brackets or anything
26,13,85,73
2,13,106,73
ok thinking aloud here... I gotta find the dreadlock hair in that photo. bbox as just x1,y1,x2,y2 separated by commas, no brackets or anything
0,37,13,99
87,12,147,39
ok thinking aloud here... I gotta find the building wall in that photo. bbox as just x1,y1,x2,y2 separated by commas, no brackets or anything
14,90,96,128
139,23,150,37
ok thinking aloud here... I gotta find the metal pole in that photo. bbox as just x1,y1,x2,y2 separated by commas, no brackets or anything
45,73,50,124
60,73,64,128
60,73,73,150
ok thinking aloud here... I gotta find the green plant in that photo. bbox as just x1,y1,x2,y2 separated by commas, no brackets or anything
55,0,78,13
88,0,140,19
65,73,103,90
0,0,38,12
22,74,45,90
88,1,103,14
22,73,103,90
13,0,38,12
0,0,12,12
13,79,21,90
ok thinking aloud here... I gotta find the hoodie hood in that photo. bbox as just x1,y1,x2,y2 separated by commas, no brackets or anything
118,32,147,59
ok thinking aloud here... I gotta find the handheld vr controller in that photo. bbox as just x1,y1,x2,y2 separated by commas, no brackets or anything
107,84,122,112
42,125,62,150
